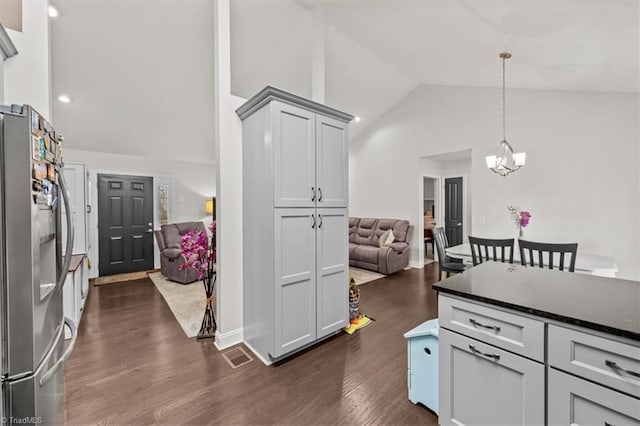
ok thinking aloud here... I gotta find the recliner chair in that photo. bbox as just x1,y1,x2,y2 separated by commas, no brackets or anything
154,221,207,284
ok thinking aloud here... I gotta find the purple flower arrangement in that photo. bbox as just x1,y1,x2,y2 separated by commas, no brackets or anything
519,211,531,228
179,221,217,280
180,220,217,339
508,206,532,236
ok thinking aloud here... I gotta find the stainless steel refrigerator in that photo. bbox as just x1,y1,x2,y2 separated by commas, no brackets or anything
0,105,76,425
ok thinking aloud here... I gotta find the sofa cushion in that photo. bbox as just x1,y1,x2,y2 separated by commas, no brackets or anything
372,219,400,246
349,243,358,258
349,217,360,243
354,218,378,246
174,221,206,235
392,220,410,242
388,242,409,254
353,245,380,264
163,248,182,259
161,224,182,249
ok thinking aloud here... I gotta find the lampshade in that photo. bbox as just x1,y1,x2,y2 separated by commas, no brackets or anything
205,199,214,214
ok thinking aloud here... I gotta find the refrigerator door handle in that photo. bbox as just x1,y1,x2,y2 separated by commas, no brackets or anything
39,317,77,387
56,165,75,291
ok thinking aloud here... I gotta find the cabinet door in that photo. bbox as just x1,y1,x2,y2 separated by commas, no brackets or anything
273,102,316,208
273,209,317,358
316,116,348,208
62,163,87,254
439,328,544,426
316,208,349,338
548,368,640,426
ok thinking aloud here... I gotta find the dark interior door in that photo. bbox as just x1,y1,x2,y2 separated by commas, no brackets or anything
444,177,463,246
98,174,154,276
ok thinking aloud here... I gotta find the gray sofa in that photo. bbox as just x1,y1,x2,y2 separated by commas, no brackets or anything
154,221,207,284
349,217,414,275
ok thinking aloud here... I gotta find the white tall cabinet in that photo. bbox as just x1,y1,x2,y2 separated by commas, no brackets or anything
237,87,353,363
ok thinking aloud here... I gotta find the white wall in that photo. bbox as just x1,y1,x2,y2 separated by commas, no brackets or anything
214,0,245,350
350,85,640,280
64,148,215,278
4,0,50,117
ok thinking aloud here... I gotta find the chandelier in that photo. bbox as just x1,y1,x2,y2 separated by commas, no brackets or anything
486,52,526,176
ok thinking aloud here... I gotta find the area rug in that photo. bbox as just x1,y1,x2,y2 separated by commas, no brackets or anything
349,267,385,285
148,272,205,338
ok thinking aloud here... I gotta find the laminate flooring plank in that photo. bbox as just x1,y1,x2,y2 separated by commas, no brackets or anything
66,266,441,425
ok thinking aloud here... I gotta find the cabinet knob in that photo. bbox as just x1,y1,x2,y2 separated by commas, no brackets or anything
311,215,316,229
311,187,316,201
318,187,323,202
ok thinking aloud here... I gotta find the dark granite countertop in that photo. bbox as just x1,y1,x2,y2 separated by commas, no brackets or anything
433,262,640,342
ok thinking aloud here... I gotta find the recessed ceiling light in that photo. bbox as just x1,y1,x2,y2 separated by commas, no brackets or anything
48,5,59,18
57,95,71,103
354,116,361,122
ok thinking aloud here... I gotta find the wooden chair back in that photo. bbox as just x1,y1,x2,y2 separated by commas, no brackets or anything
518,239,578,272
468,236,515,266
432,227,449,263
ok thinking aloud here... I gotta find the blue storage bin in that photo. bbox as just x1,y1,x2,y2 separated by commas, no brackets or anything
403,318,439,414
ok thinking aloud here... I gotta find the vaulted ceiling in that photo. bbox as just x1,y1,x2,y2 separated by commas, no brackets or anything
51,0,638,158
50,0,215,163
231,0,638,138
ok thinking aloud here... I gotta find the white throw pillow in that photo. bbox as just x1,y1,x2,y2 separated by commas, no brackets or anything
379,229,395,247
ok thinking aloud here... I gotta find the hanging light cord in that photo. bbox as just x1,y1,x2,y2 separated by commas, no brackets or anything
502,54,506,142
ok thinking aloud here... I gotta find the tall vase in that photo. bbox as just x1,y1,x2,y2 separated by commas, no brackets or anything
197,272,217,339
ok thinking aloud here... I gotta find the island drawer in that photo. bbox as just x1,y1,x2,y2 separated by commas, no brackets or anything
548,324,640,398
438,295,544,362
548,368,640,425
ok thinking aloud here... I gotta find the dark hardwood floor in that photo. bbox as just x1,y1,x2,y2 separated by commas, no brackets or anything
65,264,441,425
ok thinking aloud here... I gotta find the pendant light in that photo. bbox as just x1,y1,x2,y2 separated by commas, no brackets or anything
486,52,526,176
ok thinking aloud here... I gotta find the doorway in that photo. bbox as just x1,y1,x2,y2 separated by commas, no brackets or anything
97,174,154,276
423,177,437,263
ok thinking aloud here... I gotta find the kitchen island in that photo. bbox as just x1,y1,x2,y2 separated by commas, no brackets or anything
433,262,639,426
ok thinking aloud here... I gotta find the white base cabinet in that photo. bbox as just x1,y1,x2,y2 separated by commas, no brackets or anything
439,328,544,426
238,87,353,363
548,368,640,426
439,294,640,425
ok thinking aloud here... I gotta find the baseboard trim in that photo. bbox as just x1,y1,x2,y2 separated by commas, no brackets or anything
242,340,273,366
409,260,424,269
214,327,244,350
91,269,158,286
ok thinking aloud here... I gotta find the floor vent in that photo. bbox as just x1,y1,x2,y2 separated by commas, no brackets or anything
221,346,254,369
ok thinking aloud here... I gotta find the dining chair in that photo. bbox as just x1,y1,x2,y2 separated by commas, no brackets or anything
424,228,434,258
433,227,466,280
468,236,515,266
518,239,578,272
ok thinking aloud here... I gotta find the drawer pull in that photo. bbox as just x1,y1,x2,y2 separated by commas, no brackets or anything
605,360,640,378
469,318,501,332
469,344,500,361
604,422,615,426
